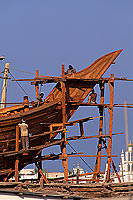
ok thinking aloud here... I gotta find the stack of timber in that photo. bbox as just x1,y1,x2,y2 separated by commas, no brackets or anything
0,182,132,199
0,50,122,181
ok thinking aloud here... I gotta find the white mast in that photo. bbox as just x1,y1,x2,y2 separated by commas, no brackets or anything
1,63,9,109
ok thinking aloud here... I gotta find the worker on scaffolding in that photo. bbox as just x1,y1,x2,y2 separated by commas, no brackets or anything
18,119,29,150
88,89,97,104
66,65,76,75
34,93,44,107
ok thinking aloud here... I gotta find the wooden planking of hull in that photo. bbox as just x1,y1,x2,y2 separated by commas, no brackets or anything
0,49,122,180
45,49,122,119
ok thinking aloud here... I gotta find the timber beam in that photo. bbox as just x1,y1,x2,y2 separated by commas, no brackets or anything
23,153,117,170
23,152,83,166
2,139,65,157
106,74,114,182
67,133,123,141
67,154,117,158
12,77,133,85
35,163,48,184
40,116,94,127
0,129,64,143
93,81,105,182
69,102,110,108
0,133,123,157
15,125,19,182
101,138,121,183
60,64,68,182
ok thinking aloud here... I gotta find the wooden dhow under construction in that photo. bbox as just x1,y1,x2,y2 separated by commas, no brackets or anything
0,49,130,184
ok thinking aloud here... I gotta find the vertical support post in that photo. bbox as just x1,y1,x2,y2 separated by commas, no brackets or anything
61,65,66,123
38,152,42,181
93,81,104,182
40,176,44,188
1,63,9,109
35,70,39,98
79,122,84,137
106,74,114,182
15,125,19,182
76,168,79,184
24,96,29,111
49,124,53,140
61,64,68,182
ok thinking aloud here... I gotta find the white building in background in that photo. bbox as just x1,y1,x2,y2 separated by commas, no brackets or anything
113,141,133,183
71,163,93,183
46,172,64,179
19,168,38,181
10,168,38,181
72,163,84,175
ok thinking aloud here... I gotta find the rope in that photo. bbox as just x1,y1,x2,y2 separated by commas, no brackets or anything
10,68,48,77
10,68,36,75
68,142,93,171
9,71,33,101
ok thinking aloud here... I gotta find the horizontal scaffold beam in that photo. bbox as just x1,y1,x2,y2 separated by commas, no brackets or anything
0,139,64,157
67,154,117,158
0,133,123,157
23,152,84,166
23,152,117,166
0,129,64,143
0,102,133,109
67,132,123,141
40,116,94,127
69,103,133,108
12,76,133,85
69,103,109,108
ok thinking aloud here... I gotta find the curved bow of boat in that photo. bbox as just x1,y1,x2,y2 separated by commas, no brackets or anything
45,49,123,104
75,49,123,78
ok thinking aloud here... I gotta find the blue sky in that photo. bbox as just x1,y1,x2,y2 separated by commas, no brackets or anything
0,0,132,172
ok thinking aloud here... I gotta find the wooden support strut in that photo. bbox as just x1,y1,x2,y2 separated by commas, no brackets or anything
93,81,104,182
79,122,84,137
15,125,19,182
106,74,114,182
35,163,48,184
37,152,42,181
60,64,68,182
35,70,39,98
102,139,121,183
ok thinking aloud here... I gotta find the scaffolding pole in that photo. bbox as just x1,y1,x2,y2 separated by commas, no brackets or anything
15,125,19,182
93,81,104,182
60,64,68,182
106,74,114,182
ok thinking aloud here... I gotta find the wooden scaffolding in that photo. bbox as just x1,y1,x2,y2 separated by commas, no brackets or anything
1,64,133,184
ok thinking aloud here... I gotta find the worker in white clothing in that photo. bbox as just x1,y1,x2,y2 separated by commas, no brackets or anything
18,119,29,150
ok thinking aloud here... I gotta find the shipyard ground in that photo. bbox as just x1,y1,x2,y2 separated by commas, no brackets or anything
0,182,133,199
